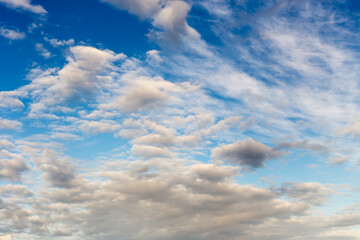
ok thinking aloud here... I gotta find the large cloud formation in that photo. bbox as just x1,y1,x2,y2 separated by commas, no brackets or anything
1,0,360,239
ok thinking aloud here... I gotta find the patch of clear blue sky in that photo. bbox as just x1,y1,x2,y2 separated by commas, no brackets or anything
0,0,155,91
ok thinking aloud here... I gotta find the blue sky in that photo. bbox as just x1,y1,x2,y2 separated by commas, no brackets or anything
1,0,360,239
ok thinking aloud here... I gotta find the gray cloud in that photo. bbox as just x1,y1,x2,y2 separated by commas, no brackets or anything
0,151,28,181
212,138,284,168
277,182,333,205
37,148,78,188
275,140,330,154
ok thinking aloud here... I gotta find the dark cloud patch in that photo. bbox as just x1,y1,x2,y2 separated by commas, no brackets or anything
0,151,29,181
212,138,284,168
38,149,78,188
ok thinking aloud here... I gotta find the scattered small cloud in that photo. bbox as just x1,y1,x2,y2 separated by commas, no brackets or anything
0,27,25,40
35,43,52,58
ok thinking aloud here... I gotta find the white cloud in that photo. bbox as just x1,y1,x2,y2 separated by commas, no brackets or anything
0,27,25,40
35,43,51,58
101,76,184,112
23,46,125,117
101,0,199,40
0,139,15,149
78,120,121,135
0,118,22,130
0,0,46,14
50,132,82,141
131,144,174,158
146,49,163,64
0,91,25,109
44,37,75,47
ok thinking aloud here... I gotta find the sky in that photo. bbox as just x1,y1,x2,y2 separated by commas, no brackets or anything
0,0,360,239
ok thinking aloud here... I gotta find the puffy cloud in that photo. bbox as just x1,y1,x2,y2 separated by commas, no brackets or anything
153,0,198,36
0,146,357,239
146,49,163,64
35,43,51,58
131,144,174,158
0,27,25,40
101,0,199,40
0,0,46,14
100,75,190,112
24,46,125,117
0,150,28,181
35,148,79,188
78,120,121,135
44,37,75,47
191,163,238,182
0,185,33,197
212,138,284,168
50,132,82,141
76,163,309,240
0,118,22,130
0,91,25,109
0,139,14,149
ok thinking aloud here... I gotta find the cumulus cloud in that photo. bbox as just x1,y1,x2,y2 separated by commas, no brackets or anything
0,118,22,130
131,144,174,158
50,132,82,141
101,0,199,40
0,139,15,149
44,37,75,47
0,27,25,40
0,0,46,14
0,150,28,181
35,43,51,58
212,138,284,168
36,148,79,188
78,120,121,135
191,163,238,182
0,144,357,239
0,185,33,197
100,75,190,112
24,46,125,117
0,91,25,109
146,49,163,64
